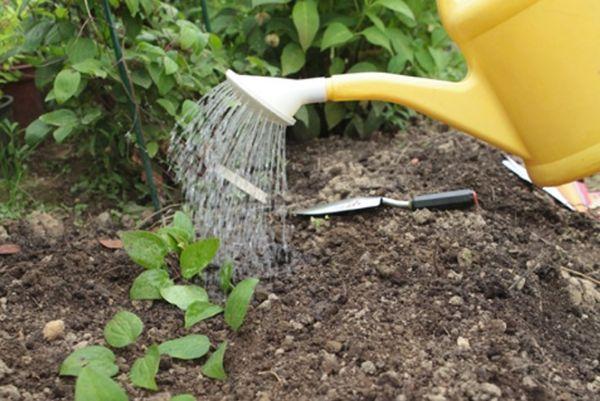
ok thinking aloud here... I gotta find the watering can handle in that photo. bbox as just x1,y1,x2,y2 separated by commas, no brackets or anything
326,73,530,159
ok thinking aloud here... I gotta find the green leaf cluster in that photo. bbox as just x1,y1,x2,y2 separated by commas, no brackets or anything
64,210,260,400
10,0,230,196
213,0,466,138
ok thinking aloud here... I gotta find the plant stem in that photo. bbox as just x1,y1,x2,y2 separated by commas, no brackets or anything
100,0,161,212
200,0,211,32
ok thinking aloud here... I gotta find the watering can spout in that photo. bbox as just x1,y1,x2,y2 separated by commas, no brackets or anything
326,73,529,158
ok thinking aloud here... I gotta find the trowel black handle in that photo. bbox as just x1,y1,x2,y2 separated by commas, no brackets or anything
410,189,478,210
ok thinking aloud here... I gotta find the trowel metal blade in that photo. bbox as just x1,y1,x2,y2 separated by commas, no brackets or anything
294,197,383,216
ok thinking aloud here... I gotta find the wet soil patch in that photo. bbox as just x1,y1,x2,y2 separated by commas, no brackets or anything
1,122,599,400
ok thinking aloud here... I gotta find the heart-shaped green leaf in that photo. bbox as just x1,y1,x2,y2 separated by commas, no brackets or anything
184,302,224,328
180,238,220,279
160,285,208,310
104,311,143,348
130,269,173,300
60,346,118,377
75,367,128,401
120,231,168,270
158,334,210,360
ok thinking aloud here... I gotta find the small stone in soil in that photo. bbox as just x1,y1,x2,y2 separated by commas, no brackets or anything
321,352,339,374
146,392,172,401
0,359,13,379
361,360,376,375
256,391,271,401
0,384,20,401
479,382,502,397
95,211,112,227
0,226,8,241
457,336,471,351
43,320,65,341
413,209,434,225
457,248,473,268
27,212,64,240
325,340,343,353
449,295,464,306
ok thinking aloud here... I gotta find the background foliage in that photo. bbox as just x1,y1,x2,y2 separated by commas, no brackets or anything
1,0,465,204
212,0,466,138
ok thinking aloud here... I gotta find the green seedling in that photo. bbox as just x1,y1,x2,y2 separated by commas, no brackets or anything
171,395,196,401
180,238,220,279
60,346,118,378
130,345,160,391
201,341,228,380
60,210,263,399
185,302,224,329
224,278,259,331
160,285,208,311
120,231,168,269
103,311,144,348
219,262,235,294
171,211,196,243
310,216,329,230
75,366,128,401
158,334,210,360
130,269,173,300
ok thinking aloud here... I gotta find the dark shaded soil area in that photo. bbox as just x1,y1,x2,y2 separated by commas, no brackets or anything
1,123,599,401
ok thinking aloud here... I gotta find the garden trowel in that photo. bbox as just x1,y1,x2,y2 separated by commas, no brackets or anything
295,189,477,216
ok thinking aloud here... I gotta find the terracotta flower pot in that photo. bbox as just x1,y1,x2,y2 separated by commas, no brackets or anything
1,64,44,127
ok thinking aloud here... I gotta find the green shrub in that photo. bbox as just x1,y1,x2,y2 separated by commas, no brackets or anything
11,0,232,199
210,0,466,138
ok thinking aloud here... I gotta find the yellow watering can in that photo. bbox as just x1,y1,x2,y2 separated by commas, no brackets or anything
226,0,600,186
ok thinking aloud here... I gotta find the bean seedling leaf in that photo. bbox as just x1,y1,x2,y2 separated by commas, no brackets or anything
160,285,208,310
171,395,196,401
130,269,173,300
103,311,144,348
184,302,223,328
219,262,234,295
120,231,168,269
171,211,195,242
180,238,220,279
157,226,189,252
60,346,118,377
158,334,210,360
201,341,227,380
224,278,259,331
75,367,128,401
130,345,160,390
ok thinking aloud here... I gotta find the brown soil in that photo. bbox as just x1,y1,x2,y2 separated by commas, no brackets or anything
1,123,599,401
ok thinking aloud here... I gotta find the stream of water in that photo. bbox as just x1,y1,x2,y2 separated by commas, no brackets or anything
169,81,290,279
